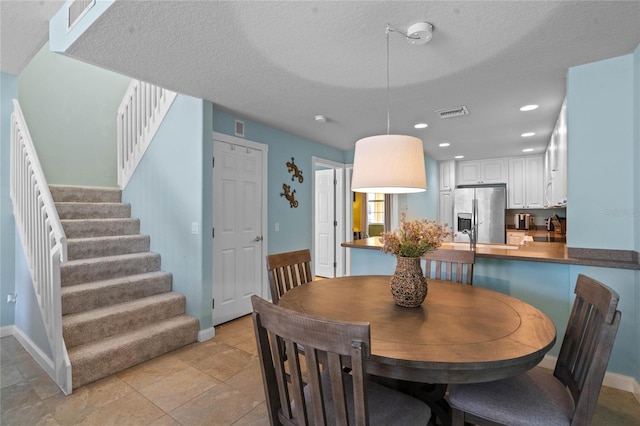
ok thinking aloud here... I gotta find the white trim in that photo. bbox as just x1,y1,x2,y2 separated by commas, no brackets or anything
13,327,55,379
0,325,15,338
212,131,269,301
344,164,353,276
197,327,215,342
633,378,640,405
311,157,347,278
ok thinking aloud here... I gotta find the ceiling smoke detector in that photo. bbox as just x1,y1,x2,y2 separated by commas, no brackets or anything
436,106,469,119
406,22,434,45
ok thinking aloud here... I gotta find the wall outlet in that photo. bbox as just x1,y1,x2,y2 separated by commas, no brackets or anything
275,223,279,232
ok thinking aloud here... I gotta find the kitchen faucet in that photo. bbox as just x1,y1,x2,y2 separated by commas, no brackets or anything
461,227,476,251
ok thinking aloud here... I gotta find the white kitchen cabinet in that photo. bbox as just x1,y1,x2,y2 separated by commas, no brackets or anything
438,160,456,191
457,158,506,185
438,190,454,233
508,155,544,209
544,100,568,207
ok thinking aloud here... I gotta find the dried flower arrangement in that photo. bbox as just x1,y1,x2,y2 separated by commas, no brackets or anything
381,216,450,258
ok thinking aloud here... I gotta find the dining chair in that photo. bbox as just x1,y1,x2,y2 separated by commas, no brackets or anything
251,295,432,426
266,249,313,304
448,273,622,426
422,249,475,285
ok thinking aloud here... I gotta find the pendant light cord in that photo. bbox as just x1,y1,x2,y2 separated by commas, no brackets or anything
386,25,391,135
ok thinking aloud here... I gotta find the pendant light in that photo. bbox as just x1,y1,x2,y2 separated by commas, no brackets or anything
351,23,433,194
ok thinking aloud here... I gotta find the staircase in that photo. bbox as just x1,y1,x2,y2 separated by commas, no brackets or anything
51,185,200,389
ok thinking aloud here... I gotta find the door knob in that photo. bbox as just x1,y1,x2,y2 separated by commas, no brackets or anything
253,236,263,242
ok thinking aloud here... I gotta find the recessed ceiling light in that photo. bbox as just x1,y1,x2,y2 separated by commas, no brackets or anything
414,123,428,129
521,132,535,137
520,105,539,111
454,155,464,159
522,148,534,152
439,142,450,147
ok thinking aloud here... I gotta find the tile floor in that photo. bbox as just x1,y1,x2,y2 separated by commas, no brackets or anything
2,314,640,425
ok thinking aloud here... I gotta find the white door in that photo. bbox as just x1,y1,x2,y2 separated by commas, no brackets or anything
213,139,264,325
315,169,335,278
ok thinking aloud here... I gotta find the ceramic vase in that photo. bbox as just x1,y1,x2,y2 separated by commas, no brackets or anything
390,256,427,307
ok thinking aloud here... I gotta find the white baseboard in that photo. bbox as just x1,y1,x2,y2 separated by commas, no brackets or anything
542,354,639,399
0,325,15,338
12,327,55,378
198,327,215,342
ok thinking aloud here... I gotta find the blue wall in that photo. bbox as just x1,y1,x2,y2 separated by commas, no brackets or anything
567,48,640,383
1,72,18,328
18,44,130,187
567,54,635,250
401,154,440,221
123,95,212,331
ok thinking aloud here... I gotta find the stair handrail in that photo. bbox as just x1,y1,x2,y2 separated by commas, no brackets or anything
117,80,177,189
10,100,72,395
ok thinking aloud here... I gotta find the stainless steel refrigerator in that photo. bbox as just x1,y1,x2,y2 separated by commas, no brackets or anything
453,184,506,244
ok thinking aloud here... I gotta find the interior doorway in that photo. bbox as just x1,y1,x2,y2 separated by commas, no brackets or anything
312,157,349,278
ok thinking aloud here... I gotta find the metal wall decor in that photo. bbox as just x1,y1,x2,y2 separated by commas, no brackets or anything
280,183,298,208
286,157,304,183
280,157,303,208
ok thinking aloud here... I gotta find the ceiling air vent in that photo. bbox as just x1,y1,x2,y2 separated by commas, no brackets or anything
68,0,95,31
235,120,245,138
436,105,469,119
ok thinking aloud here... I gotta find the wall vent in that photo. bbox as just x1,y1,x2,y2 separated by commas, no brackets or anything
436,105,469,119
68,0,95,31
235,120,245,138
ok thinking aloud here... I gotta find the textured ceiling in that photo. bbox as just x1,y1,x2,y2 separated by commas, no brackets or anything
3,1,640,161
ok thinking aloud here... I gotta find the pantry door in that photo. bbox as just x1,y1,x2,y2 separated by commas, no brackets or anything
212,135,267,325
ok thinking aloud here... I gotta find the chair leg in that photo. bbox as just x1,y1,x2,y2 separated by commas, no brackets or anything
451,407,465,426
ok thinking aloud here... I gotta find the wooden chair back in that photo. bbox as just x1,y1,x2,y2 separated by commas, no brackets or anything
554,274,621,425
251,295,371,426
266,249,313,304
423,249,475,285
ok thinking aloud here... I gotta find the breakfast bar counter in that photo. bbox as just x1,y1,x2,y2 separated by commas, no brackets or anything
342,237,639,270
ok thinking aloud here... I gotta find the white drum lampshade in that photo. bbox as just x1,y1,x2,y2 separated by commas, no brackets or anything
351,135,427,194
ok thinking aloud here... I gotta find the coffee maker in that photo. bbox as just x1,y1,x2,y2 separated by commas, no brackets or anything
514,213,531,230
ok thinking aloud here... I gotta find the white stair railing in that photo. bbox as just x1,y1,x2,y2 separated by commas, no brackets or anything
10,100,72,395
117,80,177,188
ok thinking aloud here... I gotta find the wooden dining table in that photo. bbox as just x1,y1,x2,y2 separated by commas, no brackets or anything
278,275,557,425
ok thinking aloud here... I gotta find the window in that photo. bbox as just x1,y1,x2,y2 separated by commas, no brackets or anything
367,193,385,225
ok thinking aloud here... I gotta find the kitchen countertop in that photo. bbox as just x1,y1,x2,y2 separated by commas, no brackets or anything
342,237,639,270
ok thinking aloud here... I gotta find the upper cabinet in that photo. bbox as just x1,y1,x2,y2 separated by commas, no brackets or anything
438,160,456,191
457,158,506,185
544,100,568,207
508,155,544,209
438,161,455,231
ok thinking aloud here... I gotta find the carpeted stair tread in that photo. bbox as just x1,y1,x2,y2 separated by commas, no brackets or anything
68,315,199,389
63,292,187,348
61,218,140,238
55,202,131,219
61,252,161,286
50,185,122,203
67,235,150,260
50,185,200,391
61,271,173,315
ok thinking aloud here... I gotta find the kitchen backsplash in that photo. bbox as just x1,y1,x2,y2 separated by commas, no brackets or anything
506,208,566,227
